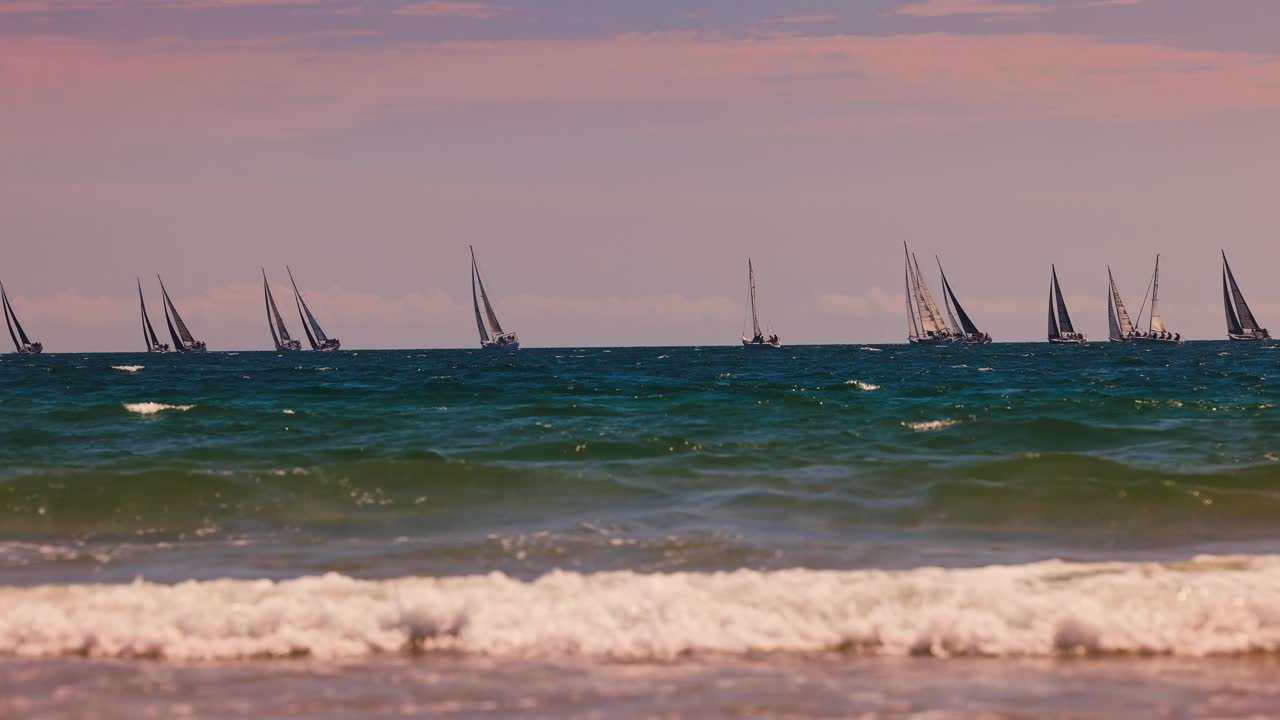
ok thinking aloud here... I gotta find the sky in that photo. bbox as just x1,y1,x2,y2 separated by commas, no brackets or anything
3,0,1279,350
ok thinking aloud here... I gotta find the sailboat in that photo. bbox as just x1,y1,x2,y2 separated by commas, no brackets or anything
741,259,781,348
138,279,170,353
936,257,992,344
1222,251,1270,341
470,246,519,351
263,270,302,351
904,244,962,345
157,276,207,352
1108,257,1181,344
1047,265,1086,344
1,283,42,355
287,267,340,352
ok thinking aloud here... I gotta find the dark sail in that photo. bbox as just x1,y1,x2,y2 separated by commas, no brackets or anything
1224,271,1244,336
158,277,196,345
162,294,184,350
263,270,294,345
138,279,162,350
287,267,327,349
1051,266,1075,334
470,246,504,337
2,286,22,351
939,268,980,336
471,257,490,343
2,285,32,347
1222,252,1260,331
1047,282,1060,340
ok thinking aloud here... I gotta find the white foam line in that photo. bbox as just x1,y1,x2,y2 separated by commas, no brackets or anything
2,556,1278,661
123,403,195,416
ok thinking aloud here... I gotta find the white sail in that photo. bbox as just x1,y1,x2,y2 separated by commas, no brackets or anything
747,259,763,339
908,251,948,334
1108,268,1135,336
1148,255,1166,333
905,259,920,340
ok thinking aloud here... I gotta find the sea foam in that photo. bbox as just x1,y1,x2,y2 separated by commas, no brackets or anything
111,365,144,373
123,403,195,415
2,556,1279,661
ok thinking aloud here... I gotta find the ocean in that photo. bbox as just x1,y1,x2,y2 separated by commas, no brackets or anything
3,343,1280,718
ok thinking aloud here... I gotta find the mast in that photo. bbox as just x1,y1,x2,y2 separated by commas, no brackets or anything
470,248,490,343
747,259,762,339
1047,273,1060,340
1052,266,1075,334
139,279,162,351
1222,251,1260,331
2,285,22,352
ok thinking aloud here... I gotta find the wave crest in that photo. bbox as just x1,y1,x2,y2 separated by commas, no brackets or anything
2,556,1279,661
122,403,195,415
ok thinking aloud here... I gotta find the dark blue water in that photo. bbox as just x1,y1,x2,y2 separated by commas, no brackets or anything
3,343,1280,586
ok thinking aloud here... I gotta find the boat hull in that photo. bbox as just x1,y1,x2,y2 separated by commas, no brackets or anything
1048,337,1088,344
1228,333,1271,342
15,344,43,355
274,341,302,352
1111,336,1183,345
742,338,781,349
316,340,341,352
482,341,520,351
909,335,965,346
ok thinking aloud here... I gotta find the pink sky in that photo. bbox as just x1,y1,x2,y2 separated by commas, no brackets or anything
3,0,1280,349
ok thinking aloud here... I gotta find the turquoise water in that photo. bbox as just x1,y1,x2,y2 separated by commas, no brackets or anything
4,344,1280,718
4,343,1280,585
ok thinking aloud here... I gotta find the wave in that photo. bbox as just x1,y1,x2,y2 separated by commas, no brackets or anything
2,555,1278,661
122,403,195,415
903,418,961,432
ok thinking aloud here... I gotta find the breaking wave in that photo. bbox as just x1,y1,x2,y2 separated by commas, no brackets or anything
122,403,195,415
3,555,1279,661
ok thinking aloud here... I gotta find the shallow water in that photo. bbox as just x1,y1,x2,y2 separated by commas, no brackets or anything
3,343,1280,715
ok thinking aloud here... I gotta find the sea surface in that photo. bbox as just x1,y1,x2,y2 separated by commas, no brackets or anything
3,343,1280,718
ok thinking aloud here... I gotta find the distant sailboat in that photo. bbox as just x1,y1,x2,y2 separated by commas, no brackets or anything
1108,258,1181,344
138,279,170,353
1222,251,1270,341
287,267,340,352
936,257,992,344
1047,265,1086,344
470,246,519,351
157,276,207,353
263,270,302,351
1,283,42,355
741,259,780,348
904,243,961,345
